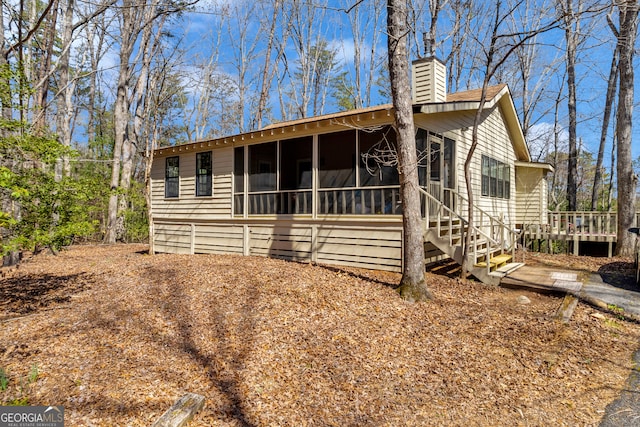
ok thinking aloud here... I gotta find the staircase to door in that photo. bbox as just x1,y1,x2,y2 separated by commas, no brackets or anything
420,188,523,285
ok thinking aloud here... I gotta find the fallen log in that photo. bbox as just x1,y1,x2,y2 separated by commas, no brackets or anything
555,294,578,324
152,393,205,427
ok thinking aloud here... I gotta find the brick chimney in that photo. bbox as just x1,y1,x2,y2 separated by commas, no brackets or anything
412,57,447,103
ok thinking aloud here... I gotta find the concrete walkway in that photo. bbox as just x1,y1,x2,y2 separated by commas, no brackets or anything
500,265,640,426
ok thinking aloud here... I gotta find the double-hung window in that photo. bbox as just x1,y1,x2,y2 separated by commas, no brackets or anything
165,156,179,198
481,155,510,199
196,151,213,197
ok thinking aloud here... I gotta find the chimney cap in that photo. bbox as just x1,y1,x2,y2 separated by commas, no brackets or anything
412,56,446,66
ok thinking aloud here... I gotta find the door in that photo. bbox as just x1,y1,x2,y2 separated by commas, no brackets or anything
416,129,455,218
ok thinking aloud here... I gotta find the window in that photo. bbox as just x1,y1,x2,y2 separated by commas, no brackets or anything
443,137,455,189
234,146,244,215
481,156,489,196
196,151,212,197
165,156,179,198
481,155,510,199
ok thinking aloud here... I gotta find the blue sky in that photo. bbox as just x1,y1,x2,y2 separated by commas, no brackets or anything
172,0,640,167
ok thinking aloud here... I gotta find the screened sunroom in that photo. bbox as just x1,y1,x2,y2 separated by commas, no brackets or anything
232,125,455,217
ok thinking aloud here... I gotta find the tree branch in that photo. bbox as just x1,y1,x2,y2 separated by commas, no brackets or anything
5,0,57,60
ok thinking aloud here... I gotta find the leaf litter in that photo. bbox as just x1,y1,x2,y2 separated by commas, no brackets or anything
1,244,639,426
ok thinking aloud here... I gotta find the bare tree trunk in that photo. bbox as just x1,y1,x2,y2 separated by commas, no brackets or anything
607,134,616,211
387,0,431,302
507,2,560,147
445,0,475,92
32,0,59,131
121,4,164,238
557,0,581,211
56,0,75,172
84,13,110,152
254,0,280,130
614,0,638,256
461,0,502,279
365,0,384,106
24,0,37,85
226,1,261,132
426,0,443,56
49,0,76,251
350,1,363,108
550,85,564,209
591,43,618,210
104,83,126,243
460,0,557,271
105,0,171,243
104,2,135,243
463,91,489,278
283,0,329,118
342,0,384,108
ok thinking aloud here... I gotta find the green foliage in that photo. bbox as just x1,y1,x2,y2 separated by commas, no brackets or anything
0,368,8,391
332,71,356,111
122,181,149,243
1,120,98,255
28,365,38,384
0,365,39,406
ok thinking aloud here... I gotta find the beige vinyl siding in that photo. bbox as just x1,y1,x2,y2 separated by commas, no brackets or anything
315,224,402,271
414,110,469,199
412,59,446,103
151,147,233,220
472,106,516,226
194,224,244,254
415,104,516,227
249,225,313,260
515,167,547,226
152,219,404,272
154,223,192,254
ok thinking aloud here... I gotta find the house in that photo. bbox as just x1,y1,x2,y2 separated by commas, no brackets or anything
150,57,552,284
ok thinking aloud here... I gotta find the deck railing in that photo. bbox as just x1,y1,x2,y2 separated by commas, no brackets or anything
317,186,402,215
245,190,313,215
525,211,640,237
240,186,403,216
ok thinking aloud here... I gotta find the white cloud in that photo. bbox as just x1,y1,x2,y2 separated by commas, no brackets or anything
526,122,568,162
329,38,373,67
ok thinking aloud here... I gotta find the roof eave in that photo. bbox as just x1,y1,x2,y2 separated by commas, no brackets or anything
514,161,555,173
498,88,530,162
418,101,482,114
418,85,530,162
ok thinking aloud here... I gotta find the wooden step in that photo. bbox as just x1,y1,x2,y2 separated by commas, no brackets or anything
488,262,524,278
474,253,512,270
473,245,503,262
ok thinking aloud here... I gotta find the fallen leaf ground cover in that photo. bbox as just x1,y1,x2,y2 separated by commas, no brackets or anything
1,244,640,426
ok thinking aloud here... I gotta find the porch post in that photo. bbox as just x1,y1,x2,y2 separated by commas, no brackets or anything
312,135,318,220
243,224,250,256
190,223,195,255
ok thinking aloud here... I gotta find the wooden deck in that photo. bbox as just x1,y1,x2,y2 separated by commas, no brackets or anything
522,211,640,256
500,265,586,294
